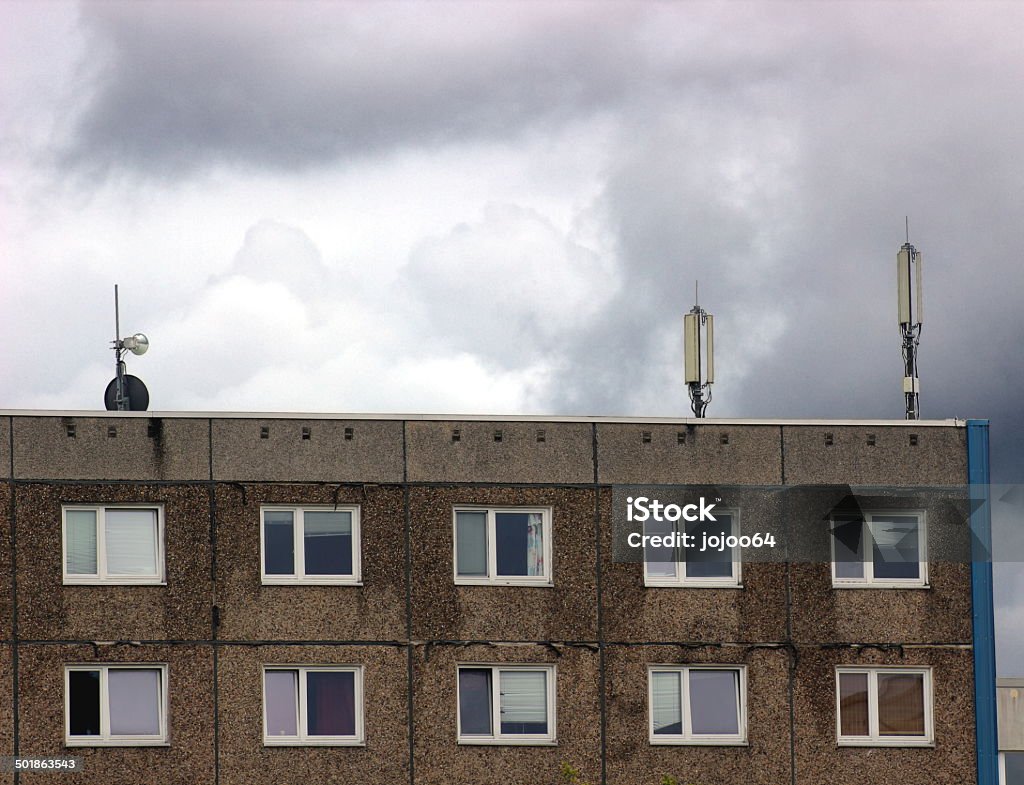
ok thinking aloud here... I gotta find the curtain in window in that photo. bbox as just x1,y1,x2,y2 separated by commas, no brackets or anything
877,673,925,736
838,672,869,736
458,668,492,735
105,509,158,575
306,671,355,737
303,511,352,575
264,670,298,737
499,670,547,734
456,512,487,576
66,510,97,575
526,513,544,576
651,671,682,735
108,669,162,735
872,517,920,580
688,669,739,735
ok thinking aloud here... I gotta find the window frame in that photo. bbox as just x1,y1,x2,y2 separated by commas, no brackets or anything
642,509,742,588
62,504,166,585
456,664,557,746
452,506,553,586
64,664,169,746
260,505,362,585
262,665,365,746
830,510,929,588
647,664,748,745
834,666,934,747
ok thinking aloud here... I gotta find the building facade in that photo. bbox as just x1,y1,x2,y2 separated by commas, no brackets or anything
0,412,997,784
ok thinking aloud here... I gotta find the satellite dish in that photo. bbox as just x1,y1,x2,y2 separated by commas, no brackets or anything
104,375,150,411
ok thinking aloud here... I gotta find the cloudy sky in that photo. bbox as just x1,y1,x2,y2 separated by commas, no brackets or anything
2,1,1022,671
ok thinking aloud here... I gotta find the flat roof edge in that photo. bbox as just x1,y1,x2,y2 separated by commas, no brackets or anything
0,410,968,427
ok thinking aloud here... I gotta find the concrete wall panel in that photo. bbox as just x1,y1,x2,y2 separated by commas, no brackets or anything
597,424,783,485
782,425,967,486
604,645,792,785
217,644,408,785
792,646,975,785
412,643,601,785
17,643,215,785
15,484,213,641
12,417,209,481
215,484,406,642
211,419,404,483
405,421,594,484
0,645,12,785
409,487,598,642
0,483,10,641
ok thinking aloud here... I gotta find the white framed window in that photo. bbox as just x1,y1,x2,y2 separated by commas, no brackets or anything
261,506,361,584
65,664,168,746
836,667,934,746
831,512,928,588
457,664,556,745
263,666,364,746
453,507,552,586
62,505,165,585
648,665,747,745
643,510,741,587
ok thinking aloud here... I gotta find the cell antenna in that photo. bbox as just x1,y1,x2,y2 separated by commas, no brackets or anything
104,284,151,411
683,281,714,418
897,227,923,419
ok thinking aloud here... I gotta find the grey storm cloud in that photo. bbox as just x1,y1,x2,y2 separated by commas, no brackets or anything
63,2,831,176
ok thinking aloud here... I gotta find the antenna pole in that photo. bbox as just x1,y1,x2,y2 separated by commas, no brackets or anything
113,284,129,411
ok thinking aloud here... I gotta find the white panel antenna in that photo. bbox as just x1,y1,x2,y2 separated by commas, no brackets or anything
897,221,923,420
683,282,714,417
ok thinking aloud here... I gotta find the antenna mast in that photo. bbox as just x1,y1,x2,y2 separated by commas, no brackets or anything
684,281,714,418
106,285,151,411
897,225,923,419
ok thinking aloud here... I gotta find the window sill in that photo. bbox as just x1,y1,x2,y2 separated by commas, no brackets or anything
455,579,553,587
832,583,930,590
458,738,557,746
837,739,935,748
66,740,169,747
644,582,743,589
263,739,365,747
63,580,166,586
261,579,363,586
650,738,748,746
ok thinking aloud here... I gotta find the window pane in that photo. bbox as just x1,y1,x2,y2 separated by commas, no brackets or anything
306,671,356,737
1005,751,1024,785
303,511,353,575
108,669,161,736
877,673,925,736
499,670,547,735
495,513,530,576
685,516,733,578
264,511,295,575
833,518,865,579
105,509,158,575
872,517,920,580
689,669,739,735
455,512,487,577
66,510,98,575
458,668,492,735
838,672,869,736
644,517,677,578
651,671,682,735
68,670,101,736
264,670,298,737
